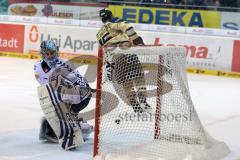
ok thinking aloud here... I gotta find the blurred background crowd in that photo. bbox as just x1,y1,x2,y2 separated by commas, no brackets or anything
0,0,239,19
117,0,240,7
97,0,240,11
5,0,240,9
140,0,240,8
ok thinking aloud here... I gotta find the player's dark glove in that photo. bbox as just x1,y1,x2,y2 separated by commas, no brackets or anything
133,36,145,45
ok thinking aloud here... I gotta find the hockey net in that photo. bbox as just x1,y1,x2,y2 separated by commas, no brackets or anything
94,46,230,160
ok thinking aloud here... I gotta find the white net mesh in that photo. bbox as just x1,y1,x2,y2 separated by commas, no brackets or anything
94,46,230,160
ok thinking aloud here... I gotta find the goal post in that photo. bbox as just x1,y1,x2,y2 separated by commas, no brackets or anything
94,47,104,157
94,45,230,160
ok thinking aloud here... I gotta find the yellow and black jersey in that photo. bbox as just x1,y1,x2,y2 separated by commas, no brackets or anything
96,21,139,46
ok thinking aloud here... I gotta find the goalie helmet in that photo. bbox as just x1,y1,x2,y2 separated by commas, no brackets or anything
40,40,59,68
99,8,112,23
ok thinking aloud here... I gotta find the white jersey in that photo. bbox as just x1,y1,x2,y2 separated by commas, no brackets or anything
34,58,91,102
34,60,55,85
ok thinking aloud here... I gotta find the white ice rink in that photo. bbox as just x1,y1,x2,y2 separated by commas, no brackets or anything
0,57,239,160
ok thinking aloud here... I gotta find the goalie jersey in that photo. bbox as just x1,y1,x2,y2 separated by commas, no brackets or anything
96,20,139,46
34,58,91,102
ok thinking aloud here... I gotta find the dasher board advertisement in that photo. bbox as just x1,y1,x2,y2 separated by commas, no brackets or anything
108,5,221,28
23,23,240,72
8,3,103,20
0,23,24,53
221,12,240,31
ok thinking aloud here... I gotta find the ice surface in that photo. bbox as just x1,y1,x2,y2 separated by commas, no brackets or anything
0,57,239,160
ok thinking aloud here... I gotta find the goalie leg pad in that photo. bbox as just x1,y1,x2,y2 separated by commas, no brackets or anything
39,117,58,143
37,84,84,150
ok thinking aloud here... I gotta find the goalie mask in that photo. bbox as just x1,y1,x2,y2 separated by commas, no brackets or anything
99,8,112,23
40,40,59,68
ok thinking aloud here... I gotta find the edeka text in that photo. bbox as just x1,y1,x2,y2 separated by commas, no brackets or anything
123,8,203,27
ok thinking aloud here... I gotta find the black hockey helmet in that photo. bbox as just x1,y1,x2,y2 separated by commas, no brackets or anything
99,8,112,23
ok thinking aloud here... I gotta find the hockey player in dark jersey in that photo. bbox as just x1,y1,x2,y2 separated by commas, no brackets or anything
34,40,93,150
96,8,151,114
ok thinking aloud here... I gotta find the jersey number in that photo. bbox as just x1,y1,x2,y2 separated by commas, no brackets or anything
99,32,112,46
